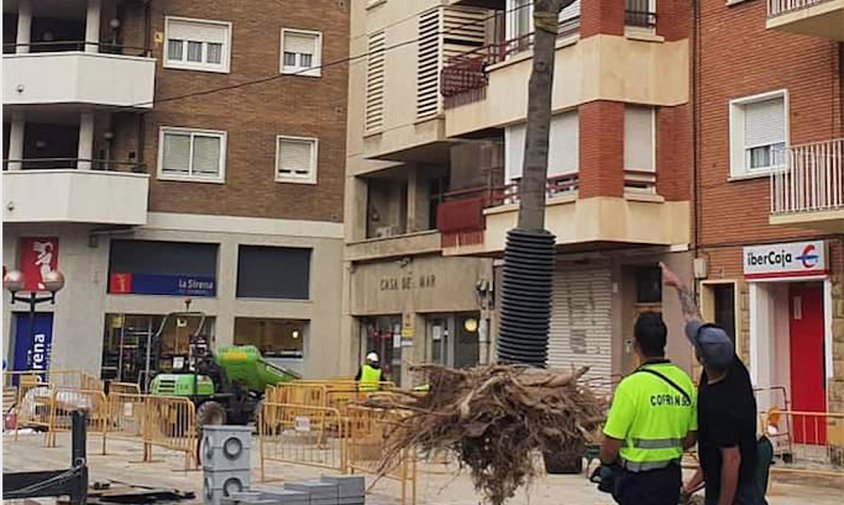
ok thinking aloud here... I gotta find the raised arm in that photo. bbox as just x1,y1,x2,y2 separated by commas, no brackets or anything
660,262,701,324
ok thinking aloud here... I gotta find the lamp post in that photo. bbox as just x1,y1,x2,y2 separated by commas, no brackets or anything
4,269,65,371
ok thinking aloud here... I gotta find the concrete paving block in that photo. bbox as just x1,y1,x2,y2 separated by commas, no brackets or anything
320,476,365,497
284,481,339,497
251,487,311,505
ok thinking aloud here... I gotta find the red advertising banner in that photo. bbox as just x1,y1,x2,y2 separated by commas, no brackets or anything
19,237,59,291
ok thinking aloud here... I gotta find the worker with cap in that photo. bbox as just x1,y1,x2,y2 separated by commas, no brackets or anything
596,311,698,505
661,263,759,505
355,352,384,392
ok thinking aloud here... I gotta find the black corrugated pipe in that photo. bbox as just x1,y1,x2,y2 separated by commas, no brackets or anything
496,228,555,367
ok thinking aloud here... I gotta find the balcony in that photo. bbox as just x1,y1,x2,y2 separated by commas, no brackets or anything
770,138,844,232
766,0,844,40
3,47,155,109
438,172,689,256
3,160,150,225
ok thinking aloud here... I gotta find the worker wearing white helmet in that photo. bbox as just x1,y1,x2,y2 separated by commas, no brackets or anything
355,351,385,392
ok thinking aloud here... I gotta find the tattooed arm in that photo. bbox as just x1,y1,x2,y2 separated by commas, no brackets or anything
660,262,701,324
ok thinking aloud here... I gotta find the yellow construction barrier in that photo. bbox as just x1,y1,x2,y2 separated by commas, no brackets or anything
259,402,346,480
105,392,147,447
46,388,108,452
14,378,54,439
144,396,197,470
346,405,416,505
265,383,328,408
108,382,141,396
47,369,103,391
761,409,844,477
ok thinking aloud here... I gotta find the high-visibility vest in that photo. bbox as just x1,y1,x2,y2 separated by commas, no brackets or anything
603,361,697,472
359,365,382,391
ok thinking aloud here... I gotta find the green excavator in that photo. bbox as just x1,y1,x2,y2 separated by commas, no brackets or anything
146,311,300,427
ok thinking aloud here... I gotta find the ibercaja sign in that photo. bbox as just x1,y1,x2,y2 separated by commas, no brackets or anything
743,240,828,280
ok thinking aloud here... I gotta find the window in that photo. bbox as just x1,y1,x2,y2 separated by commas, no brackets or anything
624,106,655,171
506,111,578,182
234,318,306,359
237,246,311,299
730,91,788,178
276,136,318,184
280,29,322,76
703,282,737,345
165,17,231,73
108,240,218,296
158,128,226,182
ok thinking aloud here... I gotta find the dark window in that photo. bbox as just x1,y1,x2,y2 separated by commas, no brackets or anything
234,318,306,358
109,240,217,276
108,240,218,296
713,284,736,344
636,266,662,303
237,246,311,299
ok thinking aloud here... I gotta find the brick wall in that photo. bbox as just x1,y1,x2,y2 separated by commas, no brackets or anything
579,100,625,197
698,0,842,249
657,103,693,201
116,0,350,222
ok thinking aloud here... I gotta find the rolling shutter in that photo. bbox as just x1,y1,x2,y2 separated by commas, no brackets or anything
624,106,655,171
745,98,785,148
548,266,613,386
505,111,579,181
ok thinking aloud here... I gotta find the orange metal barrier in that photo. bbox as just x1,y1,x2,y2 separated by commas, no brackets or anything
346,405,416,505
47,369,103,391
108,382,141,396
14,379,54,439
265,383,328,408
259,402,346,479
46,388,108,452
105,392,147,446
761,409,844,476
143,396,197,470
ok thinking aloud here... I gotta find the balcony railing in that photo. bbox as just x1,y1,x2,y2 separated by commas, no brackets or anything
768,0,830,17
770,138,844,215
3,40,150,57
3,158,147,172
625,0,658,28
624,169,658,194
441,17,580,109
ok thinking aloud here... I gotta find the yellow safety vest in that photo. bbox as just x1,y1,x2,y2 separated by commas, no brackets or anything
603,362,697,472
359,364,382,391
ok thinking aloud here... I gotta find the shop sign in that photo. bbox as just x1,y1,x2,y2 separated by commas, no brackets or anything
743,240,828,279
109,273,216,297
19,237,59,291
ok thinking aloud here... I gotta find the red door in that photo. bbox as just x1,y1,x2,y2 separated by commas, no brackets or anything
788,283,826,445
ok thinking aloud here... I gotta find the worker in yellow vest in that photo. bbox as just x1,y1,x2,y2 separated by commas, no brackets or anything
596,312,698,505
355,352,384,392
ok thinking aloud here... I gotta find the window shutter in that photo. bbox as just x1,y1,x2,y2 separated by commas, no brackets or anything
548,111,579,176
417,8,442,120
745,98,785,148
278,139,314,178
285,32,315,55
624,106,655,171
168,19,227,44
504,123,526,182
560,0,581,21
365,32,386,132
192,135,221,176
162,132,191,174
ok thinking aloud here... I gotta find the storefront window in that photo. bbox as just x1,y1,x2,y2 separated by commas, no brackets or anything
360,316,401,386
234,318,306,359
100,313,215,384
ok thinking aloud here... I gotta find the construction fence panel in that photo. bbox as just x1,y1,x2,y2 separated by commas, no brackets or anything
108,382,142,396
265,383,328,408
259,402,346,479
762,410,844,476
105,392,148,446
46,388,108,453
346,406,416,505
48,370,104,391
144,396,197,470
14,379,54,438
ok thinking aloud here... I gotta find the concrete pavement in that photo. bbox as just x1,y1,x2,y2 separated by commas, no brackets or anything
3,432,842,505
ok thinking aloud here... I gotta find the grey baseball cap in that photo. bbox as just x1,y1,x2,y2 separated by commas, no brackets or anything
685,320,734,369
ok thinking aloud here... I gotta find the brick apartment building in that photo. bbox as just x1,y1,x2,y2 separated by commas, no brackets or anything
345,0,698,386
2,0,350,381
695,0,844,421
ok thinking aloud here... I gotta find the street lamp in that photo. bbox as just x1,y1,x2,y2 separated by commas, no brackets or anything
4,269,65,371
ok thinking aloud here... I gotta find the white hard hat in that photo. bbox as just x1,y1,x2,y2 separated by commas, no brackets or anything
366,352,379,363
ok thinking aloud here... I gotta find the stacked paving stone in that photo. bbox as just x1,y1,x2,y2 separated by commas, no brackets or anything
224,476,366,505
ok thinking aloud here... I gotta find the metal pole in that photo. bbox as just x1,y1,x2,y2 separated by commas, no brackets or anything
28,292,37,371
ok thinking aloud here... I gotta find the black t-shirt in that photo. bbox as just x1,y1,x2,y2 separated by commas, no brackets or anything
698,357,758,502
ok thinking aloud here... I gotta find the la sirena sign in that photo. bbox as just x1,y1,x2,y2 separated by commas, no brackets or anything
743,240,828,279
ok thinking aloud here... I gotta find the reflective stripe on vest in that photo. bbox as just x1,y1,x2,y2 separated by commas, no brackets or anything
359,365,381,391
632,438,684,450
621,457,681,472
